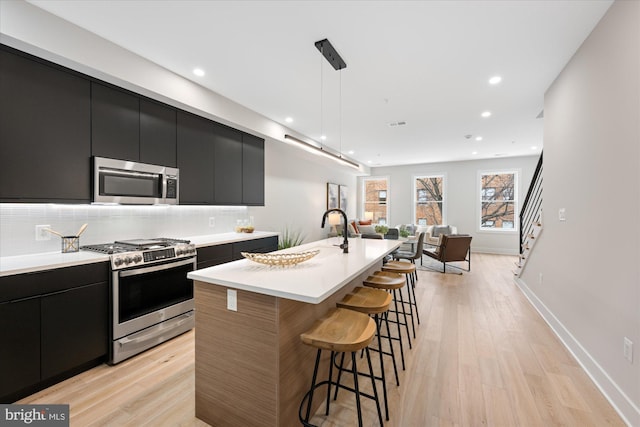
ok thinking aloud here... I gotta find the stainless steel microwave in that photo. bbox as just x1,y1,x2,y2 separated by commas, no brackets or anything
93,157,179,205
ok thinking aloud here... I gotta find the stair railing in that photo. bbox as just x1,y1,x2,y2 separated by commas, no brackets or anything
520,152,543,254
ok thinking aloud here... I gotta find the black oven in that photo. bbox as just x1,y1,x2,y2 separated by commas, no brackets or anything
111,256,196,364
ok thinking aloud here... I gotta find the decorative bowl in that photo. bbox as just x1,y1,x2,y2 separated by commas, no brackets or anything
241,250,320,267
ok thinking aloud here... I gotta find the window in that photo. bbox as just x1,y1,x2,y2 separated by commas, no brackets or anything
480,171,517,231
362,177,389,224
414,175,444,226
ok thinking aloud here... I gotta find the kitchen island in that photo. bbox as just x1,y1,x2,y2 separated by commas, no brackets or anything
188,237,401,427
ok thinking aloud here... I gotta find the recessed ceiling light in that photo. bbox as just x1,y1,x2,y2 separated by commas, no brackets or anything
320,135,326,141
475,136,483,141
489,76,502,85
193,68,205,77
367,160,372,164
472,151,478,155
348,150,355,155
481,111,492,118
531,146,538,150
285,117,293,123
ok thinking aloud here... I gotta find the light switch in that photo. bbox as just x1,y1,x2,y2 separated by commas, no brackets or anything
227,289,237,311
558,208,566,221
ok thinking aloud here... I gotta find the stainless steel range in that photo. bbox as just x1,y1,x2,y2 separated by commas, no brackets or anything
82,238,196,364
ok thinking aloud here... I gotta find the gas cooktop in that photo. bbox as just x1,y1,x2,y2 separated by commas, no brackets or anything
81,238,196,269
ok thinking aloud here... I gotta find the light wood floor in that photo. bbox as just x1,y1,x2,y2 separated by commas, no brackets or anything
18,253,625,426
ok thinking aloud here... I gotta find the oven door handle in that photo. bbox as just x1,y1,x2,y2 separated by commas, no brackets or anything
118,313,194,347
119,257,195,277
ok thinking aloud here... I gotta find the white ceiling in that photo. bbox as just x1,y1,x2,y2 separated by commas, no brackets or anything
28,0,612,167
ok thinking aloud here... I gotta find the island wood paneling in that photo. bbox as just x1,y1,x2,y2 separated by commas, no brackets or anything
193,263,381,427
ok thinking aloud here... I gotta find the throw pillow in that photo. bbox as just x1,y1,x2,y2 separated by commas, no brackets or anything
431,225,452,237
350,220,359,234
358,225,376,235
347,223,357,236
358,219,372,226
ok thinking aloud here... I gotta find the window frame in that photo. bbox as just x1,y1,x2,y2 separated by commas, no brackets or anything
477,169,519,233
412,173,446,226
361,176,390,224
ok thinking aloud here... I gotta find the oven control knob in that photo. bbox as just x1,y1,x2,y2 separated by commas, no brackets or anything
133,255,142,263
114,257,124,266
124,256,133,265
176,248,183,256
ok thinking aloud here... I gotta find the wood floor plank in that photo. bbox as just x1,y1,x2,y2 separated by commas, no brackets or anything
14,254,625,427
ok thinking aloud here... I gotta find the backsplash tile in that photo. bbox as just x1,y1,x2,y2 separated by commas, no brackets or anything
0,204,249,257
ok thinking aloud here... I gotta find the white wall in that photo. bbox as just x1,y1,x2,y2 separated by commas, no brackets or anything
0,0,361,256
520,1,640,424
365,155,539,254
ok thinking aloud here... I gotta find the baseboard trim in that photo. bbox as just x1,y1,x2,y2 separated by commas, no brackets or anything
472,246,518,255
515,277,639,427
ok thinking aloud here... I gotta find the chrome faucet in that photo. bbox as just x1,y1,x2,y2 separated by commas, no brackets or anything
321,208,349,253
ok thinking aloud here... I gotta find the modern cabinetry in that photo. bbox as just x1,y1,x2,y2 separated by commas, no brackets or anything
213,123,243,205
197,243,234,269
0,44,264,206
242,133,265,206
177,111,215,204
91,82,140,162
232,236,278,260
0,263,109,402
0,298,40,401
0,46,91,203
140,99,177,167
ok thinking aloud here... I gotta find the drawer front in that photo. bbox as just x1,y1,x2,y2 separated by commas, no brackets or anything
0,262,109,303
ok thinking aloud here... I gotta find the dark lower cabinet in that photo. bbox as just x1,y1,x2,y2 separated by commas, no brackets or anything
0,263,109,403
0,298,41,401
232,236,278,260
197,243,234,269
41,282,108,380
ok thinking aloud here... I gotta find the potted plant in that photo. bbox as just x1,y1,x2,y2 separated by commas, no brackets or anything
399,225,410,238
278,228,305,250
374,225,389,235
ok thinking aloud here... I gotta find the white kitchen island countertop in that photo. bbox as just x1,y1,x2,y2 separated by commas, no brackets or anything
188,237,402,304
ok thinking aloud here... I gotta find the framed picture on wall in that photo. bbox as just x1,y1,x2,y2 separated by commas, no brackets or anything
339,185,348,212
327,183,339,210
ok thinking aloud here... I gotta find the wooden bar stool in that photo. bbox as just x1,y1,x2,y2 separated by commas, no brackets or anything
299,308,383,427
381,260,420,338
337,286,395,421
363,272,410,371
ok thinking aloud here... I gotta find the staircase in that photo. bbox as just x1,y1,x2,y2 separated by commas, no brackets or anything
515,152,543,277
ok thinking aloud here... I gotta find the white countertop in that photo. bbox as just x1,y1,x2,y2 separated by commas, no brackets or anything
0,231,279,277
188,237,402,304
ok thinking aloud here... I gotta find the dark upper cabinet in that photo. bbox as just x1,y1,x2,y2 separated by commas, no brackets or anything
213,123,243,205
0,298,41,401
140,99,177,167
177,111,215,204
91,83,140,162
0,48,91,203
242,133,265,206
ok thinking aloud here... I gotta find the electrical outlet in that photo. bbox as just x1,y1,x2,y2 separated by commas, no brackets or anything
227,289,237,311
624,337,633,363
35,225,51,241
208,217,216,228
